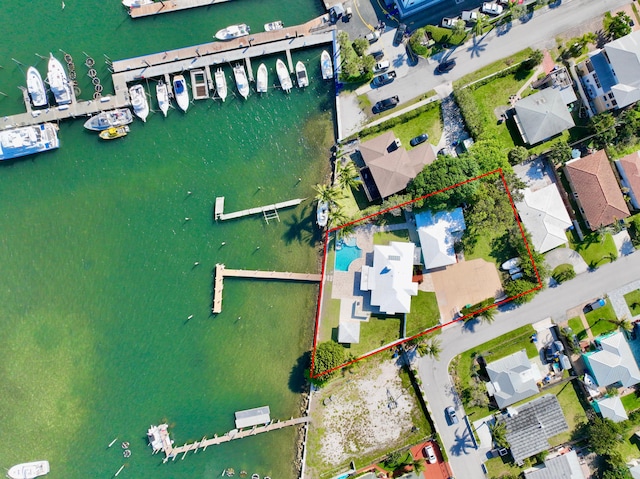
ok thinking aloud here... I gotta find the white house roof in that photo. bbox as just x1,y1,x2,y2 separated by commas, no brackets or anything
524,450,585,479
597,396,629,423
486,350,540,409
360,241,418,315
631,463,640,479
516,184,572,253
234,406,271,429
338,320,361,344
584,332,640,388
415,208,466,270
605,30,640,108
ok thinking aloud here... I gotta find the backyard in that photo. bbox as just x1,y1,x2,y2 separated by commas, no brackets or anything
405,291,441,338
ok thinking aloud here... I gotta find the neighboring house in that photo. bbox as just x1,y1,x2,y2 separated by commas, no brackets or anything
615,151,640,209
485,350,541,409
582,331,640,388
576,30,640,113
631,462,640,479
564,150,630,230
513,89,575,145
531,66,578,106
415,208,466,270
359,131,436,200
594,395,629,423
504,394,569,465
393,0,445,19
360,241,418,315
523,450,585,479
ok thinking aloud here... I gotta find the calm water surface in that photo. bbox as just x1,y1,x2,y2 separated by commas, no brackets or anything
0,1,332,477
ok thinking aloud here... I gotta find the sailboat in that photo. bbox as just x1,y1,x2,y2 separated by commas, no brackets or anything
214,68,227,102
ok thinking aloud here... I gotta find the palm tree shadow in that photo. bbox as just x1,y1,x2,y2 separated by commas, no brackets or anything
467,35,488,58
450,426,476,456
282,204,322,246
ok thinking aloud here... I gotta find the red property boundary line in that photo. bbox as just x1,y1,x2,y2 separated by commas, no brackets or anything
309,168,543,378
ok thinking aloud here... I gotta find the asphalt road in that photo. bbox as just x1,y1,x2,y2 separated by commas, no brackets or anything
417,250,640,479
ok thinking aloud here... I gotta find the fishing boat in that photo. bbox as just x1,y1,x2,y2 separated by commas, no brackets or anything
172,74,189,112
321,50,333,80
83,108,133,131
233,64,249,99
296,61,309,88
264,20,284,31
276,58,292,93
214,68,228,102
47,53,72,105
316,201,329,228
215,24,250,41
156,81,170,117
7,461,50,479
189,69,209,100
122,0,153,7
99,126,130,140
256,63,268,94
129,84,149,122
0,124,59,161
26,66,47,107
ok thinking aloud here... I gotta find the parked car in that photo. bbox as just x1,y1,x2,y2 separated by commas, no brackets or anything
436,59,456,74
373,60,390,73
446,406,458,425
372,71,396,87
424,444,437,464
584,298,606,313
410,133,429,146
461,10,479,22
365,30,380,43
482,2,503,15
370,50,385,61
372,96,399,114
441,17,460,29
393,23,407,45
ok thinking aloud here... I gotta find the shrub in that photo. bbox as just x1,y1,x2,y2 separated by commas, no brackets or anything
552,264,576,284
409,28,430,56
508,146,528,165
424,25,468,46
454,88,484,139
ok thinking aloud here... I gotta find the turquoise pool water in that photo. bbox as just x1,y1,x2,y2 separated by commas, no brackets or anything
335,239,362,272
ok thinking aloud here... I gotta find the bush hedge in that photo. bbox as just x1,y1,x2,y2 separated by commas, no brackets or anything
424,25,468,46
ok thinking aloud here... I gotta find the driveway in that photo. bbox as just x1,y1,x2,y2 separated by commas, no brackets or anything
544,247,588,275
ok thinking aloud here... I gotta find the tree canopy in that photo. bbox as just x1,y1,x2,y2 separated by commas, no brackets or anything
606,11,633,40
310,341,346,385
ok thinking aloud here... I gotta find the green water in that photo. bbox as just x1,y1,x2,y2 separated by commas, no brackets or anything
0,1,332,477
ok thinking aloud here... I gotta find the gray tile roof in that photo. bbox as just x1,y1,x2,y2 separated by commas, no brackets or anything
524,450,585,479
504,394,569,464
514,89,575,145
486,350,539,409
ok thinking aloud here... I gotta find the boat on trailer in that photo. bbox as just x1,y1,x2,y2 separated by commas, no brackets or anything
256,63,268,94
296,61,309,88
276,58,292,93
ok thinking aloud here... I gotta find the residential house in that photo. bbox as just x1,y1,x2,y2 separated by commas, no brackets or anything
504,394,569,465
513,89,575,145
485,350,541,409
615,151,640,209
393,0,446,19
564,150,630,230
415,208,466,270
594,396,629,423
359,131,436,201
582,331,640,388
531,66,578,106
523,450,585,479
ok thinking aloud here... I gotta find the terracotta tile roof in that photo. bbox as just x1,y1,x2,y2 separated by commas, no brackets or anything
564,150,630,230
616,151,640,207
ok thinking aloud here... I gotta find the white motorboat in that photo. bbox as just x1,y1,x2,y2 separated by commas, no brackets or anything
26,66,47,107
172,74,189,112
264,20,284,31
215,24,250,41
296,61,309,88
214,68,227,102
129,84,149,122
0,124,59,161
321,50,333,80
122,0,153,7
233,64,249,99
501,257,521,271
7,461,50,479
83,108,134,131
47,53,72,105
317,201,329,228
156,80,170,117
276,59,292,93
256,63,268,94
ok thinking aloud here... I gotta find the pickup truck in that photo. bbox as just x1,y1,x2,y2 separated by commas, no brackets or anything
372,71,396,87
441,17,460,29
373,96,399,114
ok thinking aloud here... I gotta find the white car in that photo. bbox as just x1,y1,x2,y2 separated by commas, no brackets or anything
482,2,503,15
424,445,437,464
373,60,390,73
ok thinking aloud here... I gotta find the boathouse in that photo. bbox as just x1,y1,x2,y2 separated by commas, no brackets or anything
235,406,271,429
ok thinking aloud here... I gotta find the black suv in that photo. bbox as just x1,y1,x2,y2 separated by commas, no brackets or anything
436,59,456,74
373,96,399,114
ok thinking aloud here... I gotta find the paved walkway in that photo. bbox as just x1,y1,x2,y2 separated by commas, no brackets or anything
612,230,635,257
609,279,640,321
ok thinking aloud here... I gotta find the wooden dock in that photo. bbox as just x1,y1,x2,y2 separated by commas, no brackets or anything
213,264,321,314
128,0,232,18
214,196,306,223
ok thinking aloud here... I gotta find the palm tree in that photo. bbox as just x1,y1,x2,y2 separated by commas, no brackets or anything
336,161,361,192
417,338,442,360
327,207,349,230
489,419,508,449
452,19,466,38
412,458,426,474
473,13,487,36
607,316,633,332
314,183,343,207
479,306,497,324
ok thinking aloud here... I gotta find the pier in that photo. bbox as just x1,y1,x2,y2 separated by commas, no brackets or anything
214,196,306,223
213,264,321,313
128,0,232,19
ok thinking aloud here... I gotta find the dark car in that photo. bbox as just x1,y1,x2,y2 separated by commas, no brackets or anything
446,406,458,425
410,133,429,146
370,50,385,61
584,298,605,313
372,71,396,87
393,23,407,45
436,59,456,74
372,96,399,114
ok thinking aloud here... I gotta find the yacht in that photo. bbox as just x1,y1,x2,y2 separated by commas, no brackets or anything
214,68,227,102
172,74,189,112
122,0,153,6
83,109,133,131
7,461,50,479
316,201,329,228
233,64,249,99
129,84,149,122
26,66,47,107
256,63,268,94
295,61,309,88
264,21,283,31
276,59,292,93
321,50,333,80
47,53,72,105
156,80,170,117
215,24,250,41
0,124,59,161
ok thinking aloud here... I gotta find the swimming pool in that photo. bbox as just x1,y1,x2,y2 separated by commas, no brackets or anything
335,238,362,272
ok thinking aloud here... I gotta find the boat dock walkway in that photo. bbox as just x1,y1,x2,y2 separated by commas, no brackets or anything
213,264,321,313
128,0,232,18
214,196,306,223
155,417,311,462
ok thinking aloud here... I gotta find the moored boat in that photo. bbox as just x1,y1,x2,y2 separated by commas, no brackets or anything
26,66,47,107
215,24,250,41
129,84,149,122
0,124,59,161
172,74,189,112
214,68,228,102
47,53,72,105
321,50,333,80
122,0,153,6
99,126,130,140
156,80,170,117
233,64,249,99
7,461,50,479
264,20,283,31
83,108,133,131
317,201,329,228
296,61,309,88
256,63,268,94
276,58,292,93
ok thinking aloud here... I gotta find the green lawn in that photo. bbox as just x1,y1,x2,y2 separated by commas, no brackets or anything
584,300,618,338
567,316,587,341
622,391,640,413
485,455,523,479
544,381,588,446
405,291,440,338
373,229,410,245
343,315,402,358
453,48,533,88
567,230,618,269
625,289,640,316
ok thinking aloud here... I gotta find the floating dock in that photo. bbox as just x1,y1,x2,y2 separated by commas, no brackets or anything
128,0,232,18
189,69,209,99
213,264,321,313
214,196,306,223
